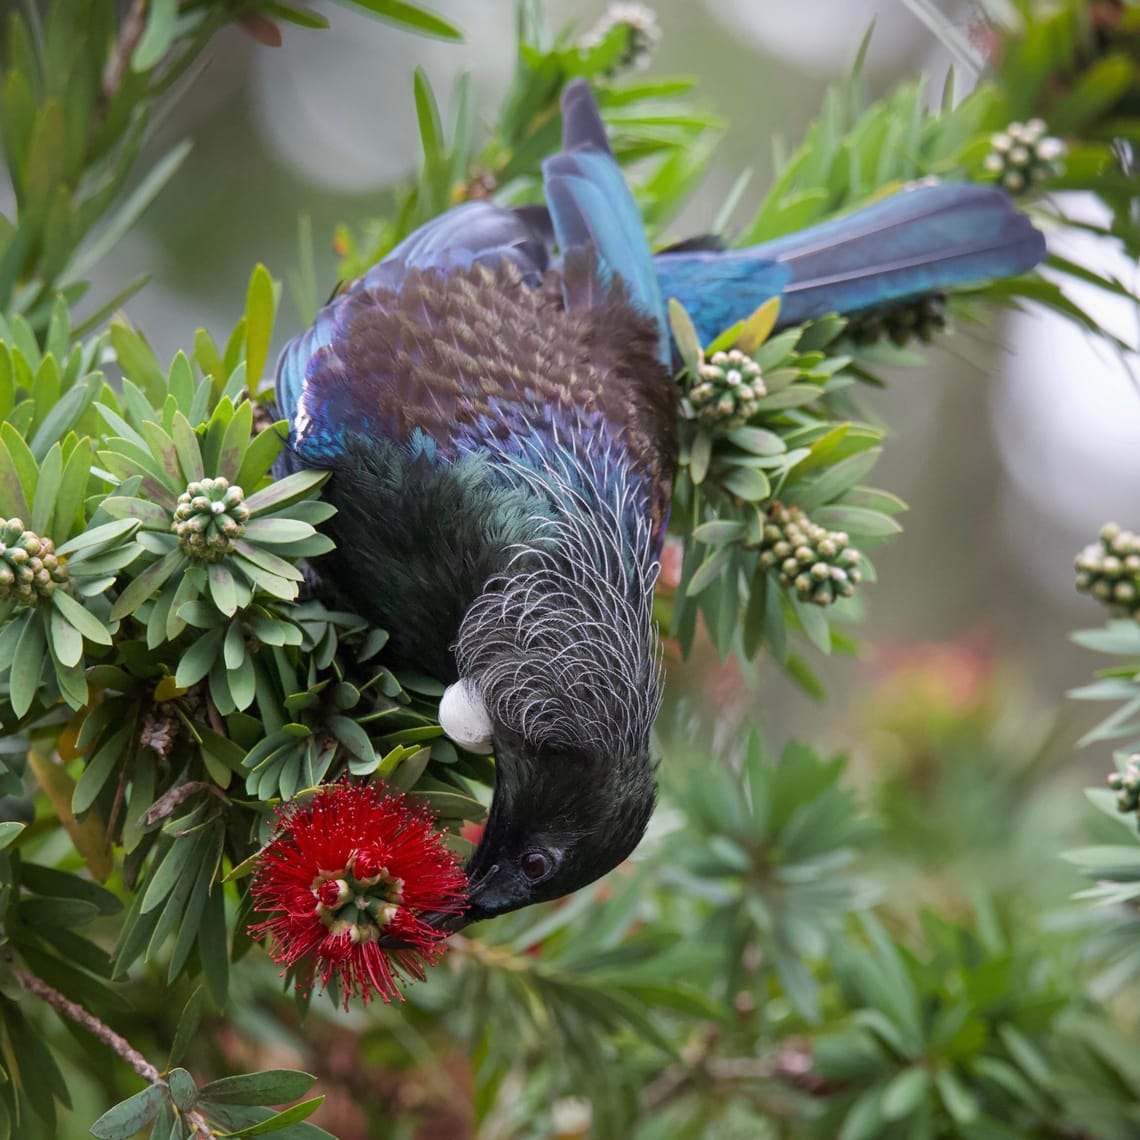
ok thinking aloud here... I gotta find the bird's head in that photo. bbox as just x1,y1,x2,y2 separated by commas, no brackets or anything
460,723,655,921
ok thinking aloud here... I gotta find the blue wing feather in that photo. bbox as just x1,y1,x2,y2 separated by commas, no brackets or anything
652,250,791,346
654,182,1045,342
542,80,669,365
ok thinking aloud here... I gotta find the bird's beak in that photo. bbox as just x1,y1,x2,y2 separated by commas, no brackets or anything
375,727,527,949
372,829,503,949
371,872,489,949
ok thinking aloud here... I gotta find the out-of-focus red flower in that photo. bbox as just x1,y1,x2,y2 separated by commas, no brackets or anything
249,781,467,1007
460,819,485,847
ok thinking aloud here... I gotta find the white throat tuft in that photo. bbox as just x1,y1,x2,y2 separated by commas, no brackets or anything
438,678,494,754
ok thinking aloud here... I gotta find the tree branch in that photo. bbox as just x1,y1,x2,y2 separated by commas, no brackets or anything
12,964,214,1139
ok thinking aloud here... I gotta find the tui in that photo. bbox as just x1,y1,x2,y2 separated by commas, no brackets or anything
275,79,1045,928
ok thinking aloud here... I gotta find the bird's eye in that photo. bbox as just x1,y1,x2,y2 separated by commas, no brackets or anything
520,850,553,882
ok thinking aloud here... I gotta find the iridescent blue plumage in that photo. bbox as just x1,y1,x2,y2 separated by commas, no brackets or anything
653,180,1046,344
274,79,1046,929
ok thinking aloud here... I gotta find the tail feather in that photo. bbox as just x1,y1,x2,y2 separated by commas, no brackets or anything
653,182,1045,342
772,183,1045,324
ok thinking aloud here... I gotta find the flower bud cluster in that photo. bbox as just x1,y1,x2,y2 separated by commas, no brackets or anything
581,3,661,72
172,477,250,562
686,349,767,429
0,519,69,605
846,295,948,348
984,119,1066,192
756,502,862,607
1075,523,1140,618
1108,754,1140,816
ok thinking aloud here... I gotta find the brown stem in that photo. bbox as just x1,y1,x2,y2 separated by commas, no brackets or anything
102,0,151,105
12,965,214,1139
640,1034,818,1113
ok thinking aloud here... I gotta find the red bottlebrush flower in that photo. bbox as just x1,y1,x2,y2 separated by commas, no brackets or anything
249,781,467,1007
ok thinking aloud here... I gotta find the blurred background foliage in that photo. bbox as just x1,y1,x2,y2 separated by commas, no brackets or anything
2,0,1140,1138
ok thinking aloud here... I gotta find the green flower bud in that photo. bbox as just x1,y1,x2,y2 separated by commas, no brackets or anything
754,502,867,608
1075,523,1140,618
985,120,1066,194
172,479,249,562
846,293,949,347
684,348,766,430
0,524,70,606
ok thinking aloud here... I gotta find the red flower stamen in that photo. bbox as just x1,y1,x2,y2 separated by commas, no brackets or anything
352,845,389,885
315,878,349,910
249,781,467,1006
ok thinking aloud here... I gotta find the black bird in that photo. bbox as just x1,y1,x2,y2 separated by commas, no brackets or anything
275,80,1045,925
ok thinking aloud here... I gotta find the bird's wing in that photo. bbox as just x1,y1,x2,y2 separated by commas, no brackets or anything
651,249,792,349
274,201,551,463
541,80,669,365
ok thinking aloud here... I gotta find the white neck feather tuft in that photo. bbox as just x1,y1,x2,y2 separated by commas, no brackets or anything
439,677,495,754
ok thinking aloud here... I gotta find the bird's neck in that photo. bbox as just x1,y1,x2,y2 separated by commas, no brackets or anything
454,408,662,752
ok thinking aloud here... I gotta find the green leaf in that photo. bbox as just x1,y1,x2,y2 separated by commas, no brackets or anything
726,426,784,456
244,469,328,516
689,430,711,485
242,518,316,545
176,627,226,688
719,466,770,502
90,1083,167,1140
133,0,179,70
52,589,112,645
0,434,31,520
1062,845,1140,876
208,561,239,617
0,822,25,850
668,299,701,373
51,437,94,546
686,548,731,597
19,863,122,915
787,451,882,513
934,1069,977,1124
1052,54,1136,135
57,518,140,558
838,1086,887,1140
236,425,286,491
216,1096,325,1137
812,505,901,539
73,725,132,815
338,0,461,41
693,519,745,545
10,610,46,717
245,264,277,387
100,494,170,530
73,141,193,280
49,602,83,667
168,987,206,1069
881,1067,930,1121
1071,622,1140,656
2,421,38,507
165,1068,198,1113
734,297,781,353
109,548,187,620
199,1071,317,1108
328,715,375,765
172,411,205,483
